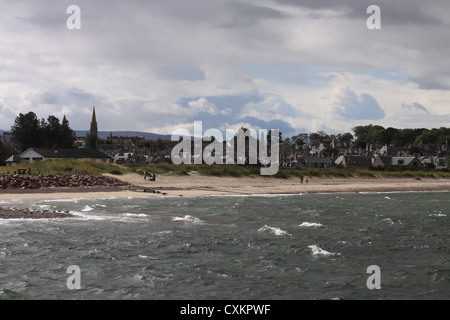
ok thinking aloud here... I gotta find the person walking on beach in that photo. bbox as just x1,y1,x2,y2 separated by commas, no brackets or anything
144,171,147,180
299,175,304,184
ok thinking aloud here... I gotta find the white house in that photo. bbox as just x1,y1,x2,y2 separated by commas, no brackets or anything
19,148,111,163
113,152,133,163
5,155,22,167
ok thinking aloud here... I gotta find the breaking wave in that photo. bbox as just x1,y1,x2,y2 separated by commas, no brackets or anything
299,222,324,228
258,225,291,236
308,245,339,256
172,215,204,224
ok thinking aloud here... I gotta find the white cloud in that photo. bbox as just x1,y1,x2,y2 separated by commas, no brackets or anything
187,97,229,115
328,87,385,120
0,0,449,136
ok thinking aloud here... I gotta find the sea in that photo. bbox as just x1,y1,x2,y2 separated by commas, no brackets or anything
0,191,449,301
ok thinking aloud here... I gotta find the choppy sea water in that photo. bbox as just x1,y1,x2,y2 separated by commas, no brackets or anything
0,192,449,300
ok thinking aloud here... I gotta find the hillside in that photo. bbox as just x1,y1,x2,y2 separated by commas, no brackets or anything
1,129,172,141
74,130,172,141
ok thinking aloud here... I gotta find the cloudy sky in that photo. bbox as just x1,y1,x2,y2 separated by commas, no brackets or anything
1,0,450,138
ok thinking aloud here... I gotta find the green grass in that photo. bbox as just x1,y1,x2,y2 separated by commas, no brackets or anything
0,159,132,176
1,160,449,179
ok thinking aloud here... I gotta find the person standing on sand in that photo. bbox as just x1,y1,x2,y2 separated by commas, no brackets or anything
299,175,304,184
144,171,147,180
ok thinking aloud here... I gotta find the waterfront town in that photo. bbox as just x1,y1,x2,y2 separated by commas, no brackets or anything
1,107,449,171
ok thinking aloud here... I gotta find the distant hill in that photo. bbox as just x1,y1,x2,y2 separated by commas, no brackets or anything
1,129,175,141
75,130,173,141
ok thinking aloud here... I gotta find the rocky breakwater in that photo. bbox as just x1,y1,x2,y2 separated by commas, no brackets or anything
0,174,132,191
0,207,74,219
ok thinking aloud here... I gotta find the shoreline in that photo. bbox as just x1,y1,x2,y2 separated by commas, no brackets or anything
1,174,448,219
0,173,449,201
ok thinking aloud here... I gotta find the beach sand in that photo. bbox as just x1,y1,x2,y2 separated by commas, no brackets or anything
113,172,450,196
1,172,449,201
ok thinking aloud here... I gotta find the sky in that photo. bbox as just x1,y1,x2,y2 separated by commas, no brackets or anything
1,0,450,138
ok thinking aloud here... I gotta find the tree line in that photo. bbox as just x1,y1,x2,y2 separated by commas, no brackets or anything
289,125,450,149
10,112,76,152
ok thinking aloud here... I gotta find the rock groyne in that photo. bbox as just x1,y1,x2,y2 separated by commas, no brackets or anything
0,174,131,190
0,207,74,219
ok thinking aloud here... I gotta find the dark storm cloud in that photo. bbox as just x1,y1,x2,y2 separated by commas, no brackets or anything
156,65,205,81
35,88,97,107
218,2,291,28
273,0,442,25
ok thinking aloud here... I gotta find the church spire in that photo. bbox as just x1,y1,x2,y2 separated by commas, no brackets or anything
90,106,98,137
88,106,98,149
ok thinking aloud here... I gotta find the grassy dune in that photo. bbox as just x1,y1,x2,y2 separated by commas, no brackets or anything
1,159,449,180
0,160,132,176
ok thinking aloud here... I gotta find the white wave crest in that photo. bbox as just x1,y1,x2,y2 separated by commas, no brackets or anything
299,222,324,228
382,218,394,224
122,213,148,217
69,211,110,220
81,205,94,212
258,225,291,236
429,213,447,217
172,215,204,224
138,255,156,259
308,245,338,256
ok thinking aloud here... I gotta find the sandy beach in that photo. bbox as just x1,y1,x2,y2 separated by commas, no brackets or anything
1,172,449,201
115,172,450,196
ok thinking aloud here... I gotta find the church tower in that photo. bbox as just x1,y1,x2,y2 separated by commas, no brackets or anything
88,106,98,149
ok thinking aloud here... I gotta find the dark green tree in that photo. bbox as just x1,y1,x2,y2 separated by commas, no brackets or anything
341,132,354,142
10,112,42,151
59,116,76,148
309,131,330,146
291,133,309,146
42,115,61,148
11,112,76,151
0,141,13,166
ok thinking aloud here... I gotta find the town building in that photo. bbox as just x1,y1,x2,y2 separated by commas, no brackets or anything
335,155,373,169
372,156,423,168
18,148,111,163
5,155,22,167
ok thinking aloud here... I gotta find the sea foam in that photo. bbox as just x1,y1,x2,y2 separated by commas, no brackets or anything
308,245,338,256
299,222,324,228
122,213,148,217
258,225,291,236
172,215,204,224
429,213,447,217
